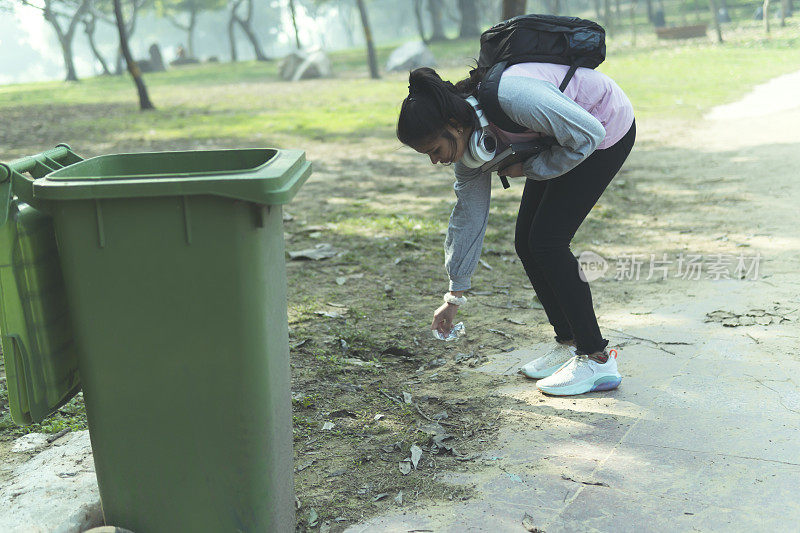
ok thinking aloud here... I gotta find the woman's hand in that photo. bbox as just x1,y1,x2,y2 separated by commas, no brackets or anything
499,162,524,178
432,302,459,336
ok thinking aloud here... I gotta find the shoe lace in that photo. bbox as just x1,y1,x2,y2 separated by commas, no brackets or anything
552,352,592,376
542,344,575,364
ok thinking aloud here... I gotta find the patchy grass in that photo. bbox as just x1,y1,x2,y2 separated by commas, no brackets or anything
1,20,799,156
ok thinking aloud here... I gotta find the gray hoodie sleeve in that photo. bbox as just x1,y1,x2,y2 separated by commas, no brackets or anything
498,75,606,180
442,75,605,291
444,162,492,291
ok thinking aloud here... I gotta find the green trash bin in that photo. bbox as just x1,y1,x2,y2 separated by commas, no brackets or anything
0,145,311,532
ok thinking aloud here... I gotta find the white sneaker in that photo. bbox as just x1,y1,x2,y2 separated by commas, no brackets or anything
536,352,622,396
519,342,577,379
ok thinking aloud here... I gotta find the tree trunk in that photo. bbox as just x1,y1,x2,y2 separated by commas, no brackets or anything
42,0,90,82
84,14,111,75
594,0,603,19
645,0,653,22
708,0,723,41
289,0,302,49
116,0,141,74
228,9,238,61
237,20,269,61
603,0,612,32
763,0,770,33
429,0,447,41
59,37,79,81
502,0,526,20
237,0,269,61
630,0,637,45
187,9,198,58
113,0,154,110
413,0,429,43
355,0,379,79
458,0,481,37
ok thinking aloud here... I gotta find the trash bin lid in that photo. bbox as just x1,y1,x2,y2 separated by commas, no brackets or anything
33,148,311,204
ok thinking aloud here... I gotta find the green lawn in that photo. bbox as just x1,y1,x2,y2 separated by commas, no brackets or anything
1,19,798,152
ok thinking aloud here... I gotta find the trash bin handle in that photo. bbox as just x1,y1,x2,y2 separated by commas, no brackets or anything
2,333,49,424
0,144,84,226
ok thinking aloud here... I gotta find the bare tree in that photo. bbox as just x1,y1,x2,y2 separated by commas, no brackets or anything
156,0,226,58
413,0,430,43
502,0,525,20
288,0,301,48
87,0,152,75
708,0,723,42
113,0,154,110
428,0,447,41
229,0,270,61
458,0,480,37
228,0,239,60
20,0,91,81
83,9,111,75
355,0,379,79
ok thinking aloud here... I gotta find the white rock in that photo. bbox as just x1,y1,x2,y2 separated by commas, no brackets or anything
0,431,102,533
10,433,49,453
386,41,436,73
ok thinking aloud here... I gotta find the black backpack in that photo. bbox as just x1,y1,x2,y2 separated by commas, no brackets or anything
475,14,606,135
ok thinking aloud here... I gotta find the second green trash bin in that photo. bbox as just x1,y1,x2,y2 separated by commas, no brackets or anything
28,147,311,532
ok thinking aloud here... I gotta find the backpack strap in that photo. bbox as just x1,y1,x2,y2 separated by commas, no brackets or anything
476,61,529,134
477,59,582,134
476,60,580,189
559,60,582,92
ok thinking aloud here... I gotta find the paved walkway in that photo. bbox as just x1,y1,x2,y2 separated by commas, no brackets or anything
346,74,800,532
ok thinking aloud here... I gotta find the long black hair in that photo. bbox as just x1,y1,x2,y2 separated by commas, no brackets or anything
396,66,489,151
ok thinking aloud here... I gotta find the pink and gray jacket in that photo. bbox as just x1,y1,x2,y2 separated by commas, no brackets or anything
445,62,635,291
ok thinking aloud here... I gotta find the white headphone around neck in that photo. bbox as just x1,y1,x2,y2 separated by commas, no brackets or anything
459,96,498,168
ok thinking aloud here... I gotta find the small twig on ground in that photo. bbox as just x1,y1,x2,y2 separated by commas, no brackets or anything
488,328,512,338
414,403,435,422
415,403,459,428
480,301,519,309
745,333,761,344
46,429,70,443
560,474,609,487
379,389,402,403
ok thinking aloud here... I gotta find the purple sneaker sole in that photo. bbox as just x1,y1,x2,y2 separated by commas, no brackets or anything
591,376,622,392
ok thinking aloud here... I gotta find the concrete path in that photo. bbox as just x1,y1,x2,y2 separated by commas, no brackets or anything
345,75,800,532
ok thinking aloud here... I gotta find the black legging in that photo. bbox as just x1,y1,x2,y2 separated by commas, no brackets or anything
514,120,636,356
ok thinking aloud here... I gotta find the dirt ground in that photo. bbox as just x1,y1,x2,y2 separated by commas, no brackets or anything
1,72,799,532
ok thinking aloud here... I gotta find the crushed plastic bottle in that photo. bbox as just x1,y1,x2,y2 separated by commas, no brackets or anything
432,322,465,342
